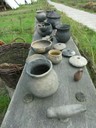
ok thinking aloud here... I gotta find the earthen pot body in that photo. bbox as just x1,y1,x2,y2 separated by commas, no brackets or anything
26,58,59,98
47,10,61,29
37,22,52,37
56,24,70,43
36,10,46,22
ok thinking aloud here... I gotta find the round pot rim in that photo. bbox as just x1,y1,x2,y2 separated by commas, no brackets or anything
38,22,51,28
56,24,70,30
26,59,53,78
48,49,62,57
31,39,52,53
36,10,45,13
47,16,60,19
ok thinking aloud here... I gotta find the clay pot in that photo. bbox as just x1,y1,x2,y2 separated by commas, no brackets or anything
48,49,62,64
26,58,59,98
31,39,52,53
56,24,70,43
36,10,46,22
46,10,61,29
37,22,52,37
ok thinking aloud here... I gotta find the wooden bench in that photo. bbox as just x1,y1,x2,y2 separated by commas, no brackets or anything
1,29,96,128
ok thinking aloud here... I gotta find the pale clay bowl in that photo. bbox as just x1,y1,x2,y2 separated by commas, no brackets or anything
48,49,62,64
31,39,52,54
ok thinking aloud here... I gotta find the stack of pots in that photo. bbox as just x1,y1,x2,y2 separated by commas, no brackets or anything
46,10,61,29
36,9,71,43
46,10,70,43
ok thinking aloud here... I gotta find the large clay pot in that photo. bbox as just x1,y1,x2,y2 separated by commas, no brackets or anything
56,24,70,43
26,58,59,98
36,10,46,22
46,10,61,29
37,22,52,37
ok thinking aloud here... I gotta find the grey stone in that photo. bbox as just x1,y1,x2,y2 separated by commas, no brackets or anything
53,43,66,51
62,48,76,57
47,104,86,119
69,55,88,67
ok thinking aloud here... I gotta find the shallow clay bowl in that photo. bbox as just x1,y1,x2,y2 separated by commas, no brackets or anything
31,39,52,53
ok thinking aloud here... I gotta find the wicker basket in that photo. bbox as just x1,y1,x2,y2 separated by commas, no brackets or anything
0,40,5,46
0,38,30,89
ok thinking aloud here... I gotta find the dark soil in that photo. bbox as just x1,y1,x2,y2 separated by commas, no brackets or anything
81,2,96,12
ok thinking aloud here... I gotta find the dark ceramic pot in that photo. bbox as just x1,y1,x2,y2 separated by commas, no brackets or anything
46,10,61,29
37,22,53,37
36,10,46,22
46,10,53,16
56,24,70,43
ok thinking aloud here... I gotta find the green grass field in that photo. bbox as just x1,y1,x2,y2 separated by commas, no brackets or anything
0,1,50,44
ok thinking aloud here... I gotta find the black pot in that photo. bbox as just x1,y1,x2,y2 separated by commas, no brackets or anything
37,22,53,37
36,10,46,22
46,10,61,29
56,24,70,43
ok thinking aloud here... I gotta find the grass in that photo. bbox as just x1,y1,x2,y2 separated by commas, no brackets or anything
0,1,50,44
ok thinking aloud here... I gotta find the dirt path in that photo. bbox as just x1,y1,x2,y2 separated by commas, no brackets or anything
48,0,96,31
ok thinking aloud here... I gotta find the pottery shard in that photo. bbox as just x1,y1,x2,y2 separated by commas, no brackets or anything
74,68,83,81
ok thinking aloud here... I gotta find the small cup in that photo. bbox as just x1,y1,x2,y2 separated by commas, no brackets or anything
48,49,62,64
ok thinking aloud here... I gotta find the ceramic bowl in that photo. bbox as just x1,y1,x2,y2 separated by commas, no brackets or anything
31,39,52,53
48,49,62,64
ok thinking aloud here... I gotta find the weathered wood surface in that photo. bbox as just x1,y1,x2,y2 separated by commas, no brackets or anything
1,30,96,128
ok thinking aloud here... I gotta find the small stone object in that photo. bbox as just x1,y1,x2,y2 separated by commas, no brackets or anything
75,92,86,102
74,68,83,81
69,55,88,67
53,43,66,51
47,104,86,119
23,94,34,103
62,48,76,57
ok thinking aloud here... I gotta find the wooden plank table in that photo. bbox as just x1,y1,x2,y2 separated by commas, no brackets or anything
1,30,96,128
